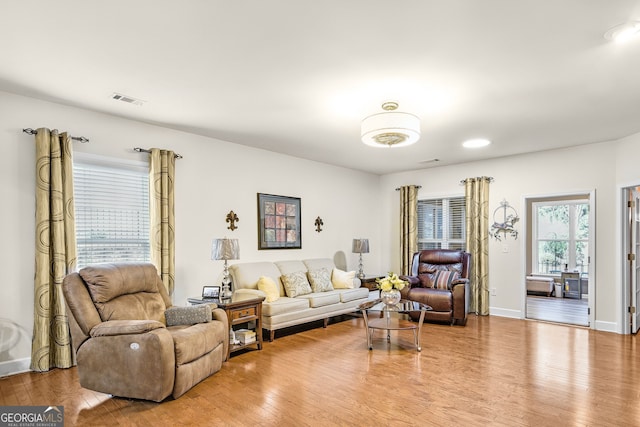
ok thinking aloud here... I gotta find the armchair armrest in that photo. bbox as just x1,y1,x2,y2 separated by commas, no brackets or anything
452,277,469,287
211,308,230,361
90,320,165,337
234,288,267,298
400,275,420,288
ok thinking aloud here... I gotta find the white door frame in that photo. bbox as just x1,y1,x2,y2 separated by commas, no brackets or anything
621,184,640,334
521,190,595,328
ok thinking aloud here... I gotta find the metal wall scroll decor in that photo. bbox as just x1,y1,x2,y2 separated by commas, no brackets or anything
491,199,519,241
226,210,239,231
314,216,323,232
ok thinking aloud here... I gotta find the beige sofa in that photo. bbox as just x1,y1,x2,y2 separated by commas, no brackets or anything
229,258,369,341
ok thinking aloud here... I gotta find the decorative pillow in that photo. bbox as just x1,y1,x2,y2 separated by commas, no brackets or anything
257,276,280,302
432,270,460,290
332,268,356,289
307,268,334,293
164,305,212,326
281,271,312,298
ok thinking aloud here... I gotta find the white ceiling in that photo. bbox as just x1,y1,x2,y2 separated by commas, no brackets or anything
2,1,640,174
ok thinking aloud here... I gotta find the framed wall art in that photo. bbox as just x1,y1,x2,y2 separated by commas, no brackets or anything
257,193,301,249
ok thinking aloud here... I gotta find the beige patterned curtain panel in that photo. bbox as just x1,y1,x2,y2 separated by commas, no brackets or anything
149,148,176,296
399,185,420,275
464,176,492,316
31,128,77,371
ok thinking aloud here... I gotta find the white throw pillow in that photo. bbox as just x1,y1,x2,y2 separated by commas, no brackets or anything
332,268,356,289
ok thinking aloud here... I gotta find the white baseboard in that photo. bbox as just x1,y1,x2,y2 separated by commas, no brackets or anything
594,320,619,333
0,357,30,378
489,307,522,319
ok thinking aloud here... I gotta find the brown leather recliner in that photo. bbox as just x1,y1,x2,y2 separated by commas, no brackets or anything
62,263,229,402
401,249,471,325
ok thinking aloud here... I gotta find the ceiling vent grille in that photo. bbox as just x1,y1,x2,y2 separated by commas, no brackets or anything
111,92,145,106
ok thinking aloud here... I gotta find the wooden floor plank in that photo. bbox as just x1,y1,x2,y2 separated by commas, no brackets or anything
1,315,640,426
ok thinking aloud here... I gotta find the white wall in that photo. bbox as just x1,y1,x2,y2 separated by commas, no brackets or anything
380,141,627,333
3,87,638,375
0,90,381,374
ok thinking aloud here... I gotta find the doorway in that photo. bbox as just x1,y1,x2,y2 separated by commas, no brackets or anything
623,186,640,334
524,192,594,327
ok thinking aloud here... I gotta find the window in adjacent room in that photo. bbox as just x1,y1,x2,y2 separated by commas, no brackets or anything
532,200,589,274
417,196,466,250
73,153,150,269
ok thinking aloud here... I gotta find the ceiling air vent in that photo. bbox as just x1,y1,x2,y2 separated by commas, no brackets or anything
111,92,145,106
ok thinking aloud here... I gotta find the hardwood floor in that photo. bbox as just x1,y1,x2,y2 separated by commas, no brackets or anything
2,314,640,426
526,295,589,326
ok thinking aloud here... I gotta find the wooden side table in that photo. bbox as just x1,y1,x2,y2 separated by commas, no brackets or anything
360,275,384,293
188,295,265,359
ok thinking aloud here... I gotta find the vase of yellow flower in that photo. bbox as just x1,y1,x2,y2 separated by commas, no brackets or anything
376,272,407,307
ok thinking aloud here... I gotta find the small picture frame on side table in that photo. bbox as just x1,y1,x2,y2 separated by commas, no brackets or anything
202,286,220,299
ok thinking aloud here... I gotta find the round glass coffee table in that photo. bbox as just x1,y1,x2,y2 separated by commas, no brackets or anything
357,299,432,352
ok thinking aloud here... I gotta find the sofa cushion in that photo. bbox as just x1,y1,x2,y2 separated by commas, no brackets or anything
229,262,284,294
165,305,212,326
307,268,334,292
408,287,453,312
303,258,336,272
297,292,341,308
281,271,313,298
433,270,460,290
332,268,356,289
261,297,310,317
257,276,280,302
276,260,308,275
334,287,369,303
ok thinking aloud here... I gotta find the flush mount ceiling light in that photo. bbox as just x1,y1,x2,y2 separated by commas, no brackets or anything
361,102,420,148
604,21,640,43
462,138,491,148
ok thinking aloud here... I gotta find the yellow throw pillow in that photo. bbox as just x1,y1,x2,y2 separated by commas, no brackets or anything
257,276,280,302
332,268,356,289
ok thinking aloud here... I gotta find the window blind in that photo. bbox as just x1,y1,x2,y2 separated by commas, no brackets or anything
73,157,150,268
417,196,466,250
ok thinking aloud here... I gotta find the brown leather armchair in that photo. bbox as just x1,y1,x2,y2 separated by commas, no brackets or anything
401,249,471,325
63,263,229,401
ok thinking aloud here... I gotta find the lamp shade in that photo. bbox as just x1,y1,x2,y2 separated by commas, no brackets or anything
352,238,370,254
361,102,420,148
211,238,240,261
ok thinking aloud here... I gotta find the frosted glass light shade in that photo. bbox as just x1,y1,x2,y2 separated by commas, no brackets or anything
361,111,420,148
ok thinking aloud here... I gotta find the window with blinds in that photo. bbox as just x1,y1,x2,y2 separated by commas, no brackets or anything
73,155,150,269
417,196,466,250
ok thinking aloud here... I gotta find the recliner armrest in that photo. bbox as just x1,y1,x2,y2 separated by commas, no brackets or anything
90,320,165,337
400,275,420,288
452,278,469,286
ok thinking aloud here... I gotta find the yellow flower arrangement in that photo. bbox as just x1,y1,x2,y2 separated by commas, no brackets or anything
376,272,407,292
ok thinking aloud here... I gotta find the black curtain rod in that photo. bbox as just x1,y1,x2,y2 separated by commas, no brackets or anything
134,147,183,159
23,128,89,143
395,185,422,191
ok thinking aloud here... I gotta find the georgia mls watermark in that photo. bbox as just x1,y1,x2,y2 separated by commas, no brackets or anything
0,406,63,427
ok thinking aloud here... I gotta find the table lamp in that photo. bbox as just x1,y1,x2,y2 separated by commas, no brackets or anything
211,237,240,299
352,238,369,279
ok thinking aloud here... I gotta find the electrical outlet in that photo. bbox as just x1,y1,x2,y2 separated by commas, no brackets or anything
490,288,497,296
